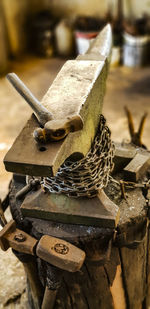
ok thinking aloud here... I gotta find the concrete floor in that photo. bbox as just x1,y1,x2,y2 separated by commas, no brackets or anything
0,56,150,307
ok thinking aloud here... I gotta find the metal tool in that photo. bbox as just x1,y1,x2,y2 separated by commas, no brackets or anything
0,207,85,308
7,73,83,143
33,115,83,143
118,179,150,201
16,178,40,200
0,207,85,272
125,106,148,148
7,73,53,126
124,152,150,182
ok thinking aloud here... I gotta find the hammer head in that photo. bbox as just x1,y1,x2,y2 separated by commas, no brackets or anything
33,115,83,143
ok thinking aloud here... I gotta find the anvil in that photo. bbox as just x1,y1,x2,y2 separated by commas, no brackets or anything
4,24,112,177
4,25,120,228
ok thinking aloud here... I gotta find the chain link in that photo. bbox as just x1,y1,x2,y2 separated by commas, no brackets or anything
42,115,115,198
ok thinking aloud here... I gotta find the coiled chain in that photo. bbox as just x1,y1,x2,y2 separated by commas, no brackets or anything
43,115,115,198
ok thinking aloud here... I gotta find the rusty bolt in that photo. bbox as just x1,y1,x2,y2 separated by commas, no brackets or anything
53,243,69,255
14,233,26,242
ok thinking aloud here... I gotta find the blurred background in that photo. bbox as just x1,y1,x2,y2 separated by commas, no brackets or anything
1,0,150,307
1,0,150,70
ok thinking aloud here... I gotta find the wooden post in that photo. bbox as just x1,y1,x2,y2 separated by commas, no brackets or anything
8,170,149,309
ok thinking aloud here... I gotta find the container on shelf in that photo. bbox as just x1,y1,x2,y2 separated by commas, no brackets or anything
110,46,121,67
123,32,149,67
74,16,105,55
75,31,98,55
55,19,74,57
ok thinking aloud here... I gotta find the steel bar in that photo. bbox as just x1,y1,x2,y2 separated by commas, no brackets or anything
7,73,53,126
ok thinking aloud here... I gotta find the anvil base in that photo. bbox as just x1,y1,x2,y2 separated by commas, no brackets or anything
21,188,119,228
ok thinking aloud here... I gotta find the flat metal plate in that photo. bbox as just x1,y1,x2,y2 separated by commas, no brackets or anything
124,153,150,182
21,188,119,228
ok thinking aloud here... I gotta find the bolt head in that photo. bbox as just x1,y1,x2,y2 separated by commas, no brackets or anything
14,233,26,242
53,243,69,255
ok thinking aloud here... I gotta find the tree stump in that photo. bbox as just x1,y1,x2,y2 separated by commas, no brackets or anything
9,160,150,309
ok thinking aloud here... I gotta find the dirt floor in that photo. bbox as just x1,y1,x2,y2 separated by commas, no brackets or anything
0,56,150,307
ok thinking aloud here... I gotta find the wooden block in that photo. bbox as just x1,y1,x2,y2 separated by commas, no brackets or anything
124,153,150,182
21,188,119,228
4,25,112,177
119,229,147,309
145,229,150,308
36,235,85,272
0,220,16,251
110,265,126,309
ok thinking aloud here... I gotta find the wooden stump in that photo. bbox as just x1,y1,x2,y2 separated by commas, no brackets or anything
8,170,150,309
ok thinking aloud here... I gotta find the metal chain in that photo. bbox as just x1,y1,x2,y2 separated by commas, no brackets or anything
42,115,115,198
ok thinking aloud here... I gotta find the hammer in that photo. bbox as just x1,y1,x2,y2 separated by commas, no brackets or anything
0,199,85,308
7,73,83,143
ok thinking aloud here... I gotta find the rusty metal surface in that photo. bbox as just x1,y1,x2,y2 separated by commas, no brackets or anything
10,177,114,244
0,220,16,250
115,143,137,159
4,115,63,177
0,204,38,255
21,188,119,228
16,178,40,200
114,142,150,174
43,114,115,198
124,153,150,182
0,186,86,273
0,210,86,273
0,220,38,254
